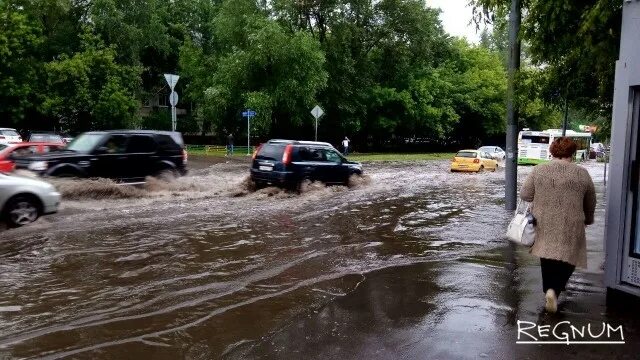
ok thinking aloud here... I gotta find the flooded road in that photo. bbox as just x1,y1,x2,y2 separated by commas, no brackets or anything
0,160,635,359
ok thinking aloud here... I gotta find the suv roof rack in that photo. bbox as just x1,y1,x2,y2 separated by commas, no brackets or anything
267,139,333,147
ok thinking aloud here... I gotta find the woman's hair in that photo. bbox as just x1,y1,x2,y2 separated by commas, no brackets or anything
550,137,577,159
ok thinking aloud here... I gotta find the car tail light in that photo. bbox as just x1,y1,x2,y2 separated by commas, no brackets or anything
252,144,263,160
473,159,480,164
282,144,293,165
182,149,188,164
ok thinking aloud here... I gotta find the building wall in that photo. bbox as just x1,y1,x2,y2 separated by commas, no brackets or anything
138,93,187,118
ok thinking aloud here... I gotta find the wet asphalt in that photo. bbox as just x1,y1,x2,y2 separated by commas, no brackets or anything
0,157,638,359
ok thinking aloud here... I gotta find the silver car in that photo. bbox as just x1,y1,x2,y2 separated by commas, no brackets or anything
0,128,23,145
478,146,506,161
0,173,61,227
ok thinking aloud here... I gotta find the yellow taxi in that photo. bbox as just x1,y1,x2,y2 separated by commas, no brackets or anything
450,150,499,173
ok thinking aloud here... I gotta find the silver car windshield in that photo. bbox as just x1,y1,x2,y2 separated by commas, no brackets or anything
66,134,104,153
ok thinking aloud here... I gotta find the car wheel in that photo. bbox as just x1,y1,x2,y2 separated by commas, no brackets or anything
478,166,485,173
296,176,313,193
5,195,41,227
155,168,178,182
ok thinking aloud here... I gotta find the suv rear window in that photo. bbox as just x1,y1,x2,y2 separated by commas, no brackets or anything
257,144,285,161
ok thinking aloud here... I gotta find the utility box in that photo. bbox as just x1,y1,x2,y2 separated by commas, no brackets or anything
605,0,640,297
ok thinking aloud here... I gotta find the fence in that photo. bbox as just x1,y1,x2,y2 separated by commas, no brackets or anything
185,144,255,155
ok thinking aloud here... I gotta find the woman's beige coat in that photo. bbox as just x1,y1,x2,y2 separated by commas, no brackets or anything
520,160,597,268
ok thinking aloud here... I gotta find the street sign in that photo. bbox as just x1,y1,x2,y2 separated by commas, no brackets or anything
169,91,179,107
311,105,324,119
164,74,180,132
311,105,324,141
164,74,179,90
242,109,256,155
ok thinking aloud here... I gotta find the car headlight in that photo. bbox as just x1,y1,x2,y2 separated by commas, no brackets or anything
28,161,48,171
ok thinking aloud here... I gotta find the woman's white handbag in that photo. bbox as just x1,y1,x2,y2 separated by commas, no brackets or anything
506,201,536,246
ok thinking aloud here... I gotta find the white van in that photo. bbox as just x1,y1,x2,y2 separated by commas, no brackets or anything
0,128,23,144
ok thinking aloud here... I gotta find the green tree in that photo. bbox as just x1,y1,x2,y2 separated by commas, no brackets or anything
471,0,621,113
42,34,141,131
181,0,327,140
0,3,44,127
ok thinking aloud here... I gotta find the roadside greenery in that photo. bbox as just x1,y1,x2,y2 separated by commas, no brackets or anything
1,0,613,148
471,0,620,142
346,153,457,162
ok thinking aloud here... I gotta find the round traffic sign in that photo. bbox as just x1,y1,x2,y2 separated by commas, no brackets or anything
169,91,179,107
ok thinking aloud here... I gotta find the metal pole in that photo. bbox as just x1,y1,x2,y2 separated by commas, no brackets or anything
171,106,176,132
315,118,318,141
505,0,521,211
247,115,250,155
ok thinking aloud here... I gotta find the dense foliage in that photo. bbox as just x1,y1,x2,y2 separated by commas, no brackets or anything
472,0,620,141
1,0,599,148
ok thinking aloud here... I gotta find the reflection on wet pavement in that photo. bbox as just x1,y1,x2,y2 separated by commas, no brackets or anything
0,161,636,359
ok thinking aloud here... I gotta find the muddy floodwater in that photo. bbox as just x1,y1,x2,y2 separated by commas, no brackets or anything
1,159,636,359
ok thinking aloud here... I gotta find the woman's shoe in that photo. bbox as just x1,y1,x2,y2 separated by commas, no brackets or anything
545,289,558,313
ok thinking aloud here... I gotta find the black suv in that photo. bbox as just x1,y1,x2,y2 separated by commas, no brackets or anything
250,139,362,188
15,130,188,182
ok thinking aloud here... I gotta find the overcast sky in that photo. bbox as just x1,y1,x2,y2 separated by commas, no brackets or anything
426,0,484,43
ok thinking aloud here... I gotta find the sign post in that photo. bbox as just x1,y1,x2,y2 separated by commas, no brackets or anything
310,105,324,141
164,74,180,132
504,0,521,211
241,109,256,155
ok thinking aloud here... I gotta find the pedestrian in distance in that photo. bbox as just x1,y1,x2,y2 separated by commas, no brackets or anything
226,133,234,156
342,136,350,156
520,137,596,313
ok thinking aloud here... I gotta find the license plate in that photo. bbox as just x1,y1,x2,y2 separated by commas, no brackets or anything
259,166,273,171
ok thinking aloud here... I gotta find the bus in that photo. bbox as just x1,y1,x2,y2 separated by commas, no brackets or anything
517,129,592,165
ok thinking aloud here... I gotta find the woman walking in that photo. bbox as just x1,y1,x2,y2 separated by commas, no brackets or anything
520,137,597,313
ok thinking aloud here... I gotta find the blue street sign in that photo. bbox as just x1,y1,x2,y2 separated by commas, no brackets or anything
242,110,256,117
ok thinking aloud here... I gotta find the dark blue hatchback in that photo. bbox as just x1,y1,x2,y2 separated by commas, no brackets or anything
250,140,362,189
